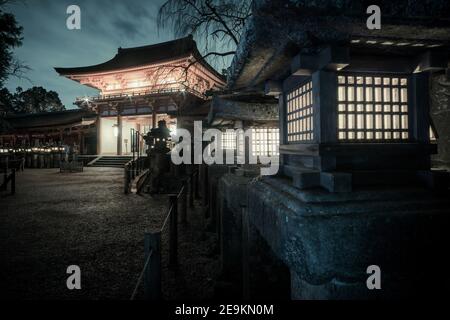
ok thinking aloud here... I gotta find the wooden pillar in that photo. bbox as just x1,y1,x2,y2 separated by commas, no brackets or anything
313,70,338,171
313,70,338,144
96,111,101,155
152,107,157,128
412,72,431,143
79,131,85,155
117,111,122,156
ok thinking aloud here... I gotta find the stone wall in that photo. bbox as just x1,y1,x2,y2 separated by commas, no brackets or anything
430,73,450,168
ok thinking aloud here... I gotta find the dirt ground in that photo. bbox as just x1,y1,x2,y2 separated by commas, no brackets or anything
0,167,219,300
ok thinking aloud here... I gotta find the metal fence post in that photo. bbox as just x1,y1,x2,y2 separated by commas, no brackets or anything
124,165,129,194
194,169,200,199
3,157,8,185
189,175,194,208
169,195,178,268
11,168,15,195
180,181,188,224
202,164,209,208
144,231,161,300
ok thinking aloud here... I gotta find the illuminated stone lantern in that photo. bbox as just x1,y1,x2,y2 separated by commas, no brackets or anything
270,45,447,192
223,0,450,300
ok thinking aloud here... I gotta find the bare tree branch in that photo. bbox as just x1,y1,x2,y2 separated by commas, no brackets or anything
7,58,32,83
204,0,238,45
157,0,251,71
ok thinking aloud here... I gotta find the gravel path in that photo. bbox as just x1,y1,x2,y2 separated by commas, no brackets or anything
0,167,218,300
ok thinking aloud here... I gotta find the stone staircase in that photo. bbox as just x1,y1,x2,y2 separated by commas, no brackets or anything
88,156,133,168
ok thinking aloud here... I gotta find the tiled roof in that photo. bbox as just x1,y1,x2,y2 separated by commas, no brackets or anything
55,35,224,80
4,109,96,130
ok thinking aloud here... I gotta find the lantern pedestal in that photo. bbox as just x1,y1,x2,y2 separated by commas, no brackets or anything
243,176,450,299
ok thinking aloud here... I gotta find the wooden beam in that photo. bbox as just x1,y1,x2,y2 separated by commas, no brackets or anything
414,50,448,73
291,53,317,76
279,143,320,156
264,80,283,96
291,46,349,76
343,54,416,73
280,142,437,157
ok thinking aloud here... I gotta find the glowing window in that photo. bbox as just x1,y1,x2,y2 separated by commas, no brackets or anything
287,81,314,142
251,128,279,157
337,75,409,141
222,130,237,150
235,128,280,157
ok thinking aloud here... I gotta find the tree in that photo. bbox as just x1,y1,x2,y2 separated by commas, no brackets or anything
0,0,26,87
0,86,14,114
0,86,65,114
14,86,65,113
0,87,14,133
157,0,252,71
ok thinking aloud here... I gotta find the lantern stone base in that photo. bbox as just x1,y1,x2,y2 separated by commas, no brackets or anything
216,172,450,299
281,142,441,193
283,164,449,193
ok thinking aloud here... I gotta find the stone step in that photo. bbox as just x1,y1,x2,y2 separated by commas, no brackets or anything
88,156,133,168
90,165,124,168
94,160,131,162
283,165,321,190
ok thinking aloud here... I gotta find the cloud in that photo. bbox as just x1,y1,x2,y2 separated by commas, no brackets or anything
4,0,169,108
112,19,142,39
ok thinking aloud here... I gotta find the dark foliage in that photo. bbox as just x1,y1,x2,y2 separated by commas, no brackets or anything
0,86,65,114
0,0,25,87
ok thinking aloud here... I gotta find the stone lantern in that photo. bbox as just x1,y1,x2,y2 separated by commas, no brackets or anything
266,46,448,192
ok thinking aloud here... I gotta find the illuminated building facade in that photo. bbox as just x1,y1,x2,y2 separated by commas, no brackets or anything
54,35,225,155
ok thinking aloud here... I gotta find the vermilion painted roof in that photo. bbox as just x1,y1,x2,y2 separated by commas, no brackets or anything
54,35,224,81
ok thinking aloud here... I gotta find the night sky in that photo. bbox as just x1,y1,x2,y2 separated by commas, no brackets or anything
4,0,173,108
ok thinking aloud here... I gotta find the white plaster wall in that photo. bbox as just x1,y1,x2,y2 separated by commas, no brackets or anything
121,119,138,155
100,117,117,155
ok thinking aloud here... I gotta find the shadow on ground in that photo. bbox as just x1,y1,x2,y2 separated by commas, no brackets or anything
0,168,218,300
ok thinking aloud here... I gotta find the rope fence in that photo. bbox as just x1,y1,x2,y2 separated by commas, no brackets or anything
129,167,199,300
130,249,153,300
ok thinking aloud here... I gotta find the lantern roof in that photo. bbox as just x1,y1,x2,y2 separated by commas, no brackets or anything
227,0,450,90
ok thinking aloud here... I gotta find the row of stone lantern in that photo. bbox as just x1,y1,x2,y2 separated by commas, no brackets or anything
0,146,66,169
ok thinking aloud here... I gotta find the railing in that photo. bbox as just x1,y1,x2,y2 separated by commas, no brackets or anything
0,156,21,195
76,87,206,103
124,128,148,194
130,168,199,300
124,157,147,194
